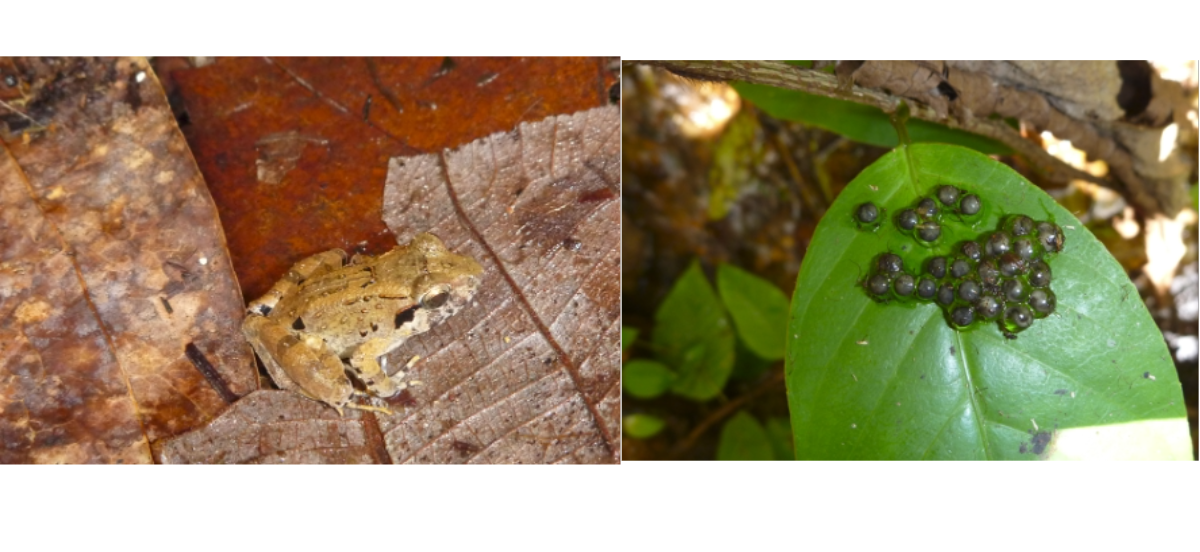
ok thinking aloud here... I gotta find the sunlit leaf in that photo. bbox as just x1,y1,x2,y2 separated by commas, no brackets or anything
787,144,1190,460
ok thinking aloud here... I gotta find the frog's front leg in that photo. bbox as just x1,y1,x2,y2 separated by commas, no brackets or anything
349,338,403,398
246,249,348,316
242,315,355,415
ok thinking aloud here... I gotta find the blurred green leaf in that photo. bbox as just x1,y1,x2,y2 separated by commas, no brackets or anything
624,414,667,439
717,411,774,460
787,143,1191,459
717,263,790,360
622,326,639,353
765,417,795,461
655,261,735,400
732,82,1010,154
623,359,676,399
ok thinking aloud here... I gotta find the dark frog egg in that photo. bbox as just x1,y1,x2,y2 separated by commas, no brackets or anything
950,258,972,279
977,259,1001,287
856,202,879,224
1029,289,1056,316
868,274,890,296
1012,238,1036,261
959,194,982,216
951,306,975,327
936,283,956,306
985,232,1011,257
877,253,903,273
1008,215,1035,237
916,197,938,219
916,222,942,242
936,185,960,206
896,209,919,231
893,274,915,296
997,252,1025,277
1001,278,1028,302
975,295,1002,320
1028,261,1052,288
917,277,937,299
958,279,981,302
960,241,982,262
927,256,947,279
1037,221,1065,253
1005,304,1034,330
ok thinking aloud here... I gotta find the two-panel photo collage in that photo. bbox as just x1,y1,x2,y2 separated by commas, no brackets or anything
0,58,1196,464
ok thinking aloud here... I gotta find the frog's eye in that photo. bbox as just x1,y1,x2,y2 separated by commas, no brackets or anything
421,288,451,310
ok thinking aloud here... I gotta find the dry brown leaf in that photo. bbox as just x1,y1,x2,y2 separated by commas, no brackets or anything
158,390,384,464
161,106,621,463
0,57,256,463
380,106,620,463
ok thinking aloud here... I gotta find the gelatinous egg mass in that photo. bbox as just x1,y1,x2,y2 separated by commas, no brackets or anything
859,189,1063,337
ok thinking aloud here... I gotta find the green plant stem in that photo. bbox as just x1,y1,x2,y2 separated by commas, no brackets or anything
669,367,787,459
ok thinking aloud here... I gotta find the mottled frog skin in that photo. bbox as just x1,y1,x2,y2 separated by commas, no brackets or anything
242,233,482,415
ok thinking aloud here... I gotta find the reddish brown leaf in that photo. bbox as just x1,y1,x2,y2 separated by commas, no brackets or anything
0,57,256,463
173,57,616,302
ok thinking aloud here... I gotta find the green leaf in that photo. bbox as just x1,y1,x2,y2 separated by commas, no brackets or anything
717,264,790,360
732,82,1010,155
717,411,775,460
765,417,795,461
655,261,735,400
787,143,1191,460
624,414,667,439
622,326,639,353
623,359,676,399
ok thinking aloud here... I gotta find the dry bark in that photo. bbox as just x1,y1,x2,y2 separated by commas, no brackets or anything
645,60,1193,217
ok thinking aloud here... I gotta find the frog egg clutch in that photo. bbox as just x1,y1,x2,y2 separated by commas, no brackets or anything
855,186,1063,337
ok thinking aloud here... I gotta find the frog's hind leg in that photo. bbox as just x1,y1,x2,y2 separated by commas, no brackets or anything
242,316,355,414
246,249,348,316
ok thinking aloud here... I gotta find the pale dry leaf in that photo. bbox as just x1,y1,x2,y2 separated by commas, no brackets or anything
158,390,382,464
377,106,620,463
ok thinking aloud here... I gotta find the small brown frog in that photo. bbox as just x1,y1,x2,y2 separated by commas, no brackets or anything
242,233,483,415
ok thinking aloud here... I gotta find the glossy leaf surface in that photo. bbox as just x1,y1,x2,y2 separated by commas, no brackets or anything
786,144,1191,460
